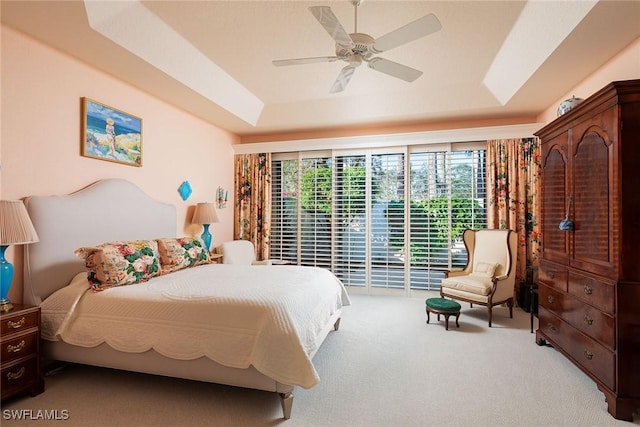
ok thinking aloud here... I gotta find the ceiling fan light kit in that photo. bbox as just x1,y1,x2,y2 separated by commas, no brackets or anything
273,2,441,93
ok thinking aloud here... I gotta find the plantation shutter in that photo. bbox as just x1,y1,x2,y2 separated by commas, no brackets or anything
370,152,406,289
408,147,487,290
299,156,332,268
333,155,367,287
270,143,486,292
270,158,299,263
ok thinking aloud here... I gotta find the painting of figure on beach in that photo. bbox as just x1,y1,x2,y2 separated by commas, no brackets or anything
81,98,142,167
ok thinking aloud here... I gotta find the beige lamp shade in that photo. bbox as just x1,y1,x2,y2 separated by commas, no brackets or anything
0,200,39,245
192,202,219,225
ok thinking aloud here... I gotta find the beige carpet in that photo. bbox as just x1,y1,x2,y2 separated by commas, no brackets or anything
2,293,639,427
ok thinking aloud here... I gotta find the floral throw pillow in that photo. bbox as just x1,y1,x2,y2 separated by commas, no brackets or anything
75,240,161,291
156,237,211,274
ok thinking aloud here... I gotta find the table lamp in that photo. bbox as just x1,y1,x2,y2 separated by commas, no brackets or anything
192,202,219,251
1,200,40,312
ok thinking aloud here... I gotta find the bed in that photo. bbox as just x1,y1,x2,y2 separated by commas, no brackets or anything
22,179,350,419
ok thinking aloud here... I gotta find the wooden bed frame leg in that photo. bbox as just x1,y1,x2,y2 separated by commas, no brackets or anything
334,318,341,331
279,392,294,419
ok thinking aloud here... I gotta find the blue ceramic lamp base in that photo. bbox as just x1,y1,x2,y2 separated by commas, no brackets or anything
0,245,14,312
201,224,213,252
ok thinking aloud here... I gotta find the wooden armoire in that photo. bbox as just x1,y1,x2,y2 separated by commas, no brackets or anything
534,80,640,421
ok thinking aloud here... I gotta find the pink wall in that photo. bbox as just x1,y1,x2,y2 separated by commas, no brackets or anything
1,25,237,303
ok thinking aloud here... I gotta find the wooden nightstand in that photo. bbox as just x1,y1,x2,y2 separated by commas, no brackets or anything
1,304,44,400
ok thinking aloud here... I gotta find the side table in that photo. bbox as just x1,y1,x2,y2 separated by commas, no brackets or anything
1,304,44,400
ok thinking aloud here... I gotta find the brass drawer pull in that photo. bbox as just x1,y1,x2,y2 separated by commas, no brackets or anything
584,350,594,360
7,367,25,381
547,295,555,304
7,317,25,329
583,315,594,326
584,285,593,295
547,323,557,331
548,271,555,279
7,340,25,353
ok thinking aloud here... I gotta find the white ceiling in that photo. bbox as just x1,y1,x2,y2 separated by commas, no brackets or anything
2,0,639,138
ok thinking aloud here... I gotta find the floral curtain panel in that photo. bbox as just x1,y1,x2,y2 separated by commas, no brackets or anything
234,153,272,260
486,138,541,288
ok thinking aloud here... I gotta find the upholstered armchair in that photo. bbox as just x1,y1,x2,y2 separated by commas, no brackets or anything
221,240,272,265
440,228,517,327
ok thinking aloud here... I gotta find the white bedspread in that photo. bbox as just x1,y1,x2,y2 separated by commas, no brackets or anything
40,264,350,389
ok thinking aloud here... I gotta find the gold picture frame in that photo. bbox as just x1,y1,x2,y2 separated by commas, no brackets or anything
81,97,142,167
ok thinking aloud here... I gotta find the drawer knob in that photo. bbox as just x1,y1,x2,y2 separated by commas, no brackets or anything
7,367,25,381
548,271,555,279
584,350,594,360
583,315,594,326
7,317,25,329
7,340,25,353
584,285,593,295
547,323,557,331
547,295,555,304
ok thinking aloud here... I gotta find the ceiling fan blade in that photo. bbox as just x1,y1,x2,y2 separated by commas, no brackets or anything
367,57,423,82
330,66,356,93
273,56,339,67
372,13,441,53
309,6,355,48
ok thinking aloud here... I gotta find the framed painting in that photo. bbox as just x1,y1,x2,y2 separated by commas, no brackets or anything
81,97,143,167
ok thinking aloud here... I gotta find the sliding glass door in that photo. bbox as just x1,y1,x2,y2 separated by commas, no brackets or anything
270,143,486,294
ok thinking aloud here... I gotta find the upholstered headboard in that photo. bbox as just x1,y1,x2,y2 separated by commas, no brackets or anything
23,179,176,305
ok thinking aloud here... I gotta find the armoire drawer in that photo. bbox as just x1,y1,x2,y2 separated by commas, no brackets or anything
538,307,567,348
539,260,568,292
563,299,615,349
562,321,616,391
568,271,614,315
538,283,566,315
538,307,615,391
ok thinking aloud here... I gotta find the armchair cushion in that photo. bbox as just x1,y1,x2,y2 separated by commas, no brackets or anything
441,275,494,296
470,261,499,278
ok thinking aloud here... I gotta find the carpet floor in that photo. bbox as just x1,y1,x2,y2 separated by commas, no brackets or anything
2,293,638,426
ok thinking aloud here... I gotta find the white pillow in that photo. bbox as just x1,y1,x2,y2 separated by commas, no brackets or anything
471,261,499,278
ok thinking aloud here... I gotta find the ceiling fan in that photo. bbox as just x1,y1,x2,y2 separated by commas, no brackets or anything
272,0,442,93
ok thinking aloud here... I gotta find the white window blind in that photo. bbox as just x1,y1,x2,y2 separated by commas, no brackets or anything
270,158,298,263
408,148,486,290
370,152,406,289
299,157,332,268
270,144,486,292
333,155,367,286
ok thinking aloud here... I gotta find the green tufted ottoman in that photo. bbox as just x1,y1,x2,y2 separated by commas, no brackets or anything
425,298,461,330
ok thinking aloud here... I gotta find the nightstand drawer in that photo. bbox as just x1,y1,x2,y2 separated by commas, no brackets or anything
1,357,39,399
1,331,38,364
1,310,39,336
